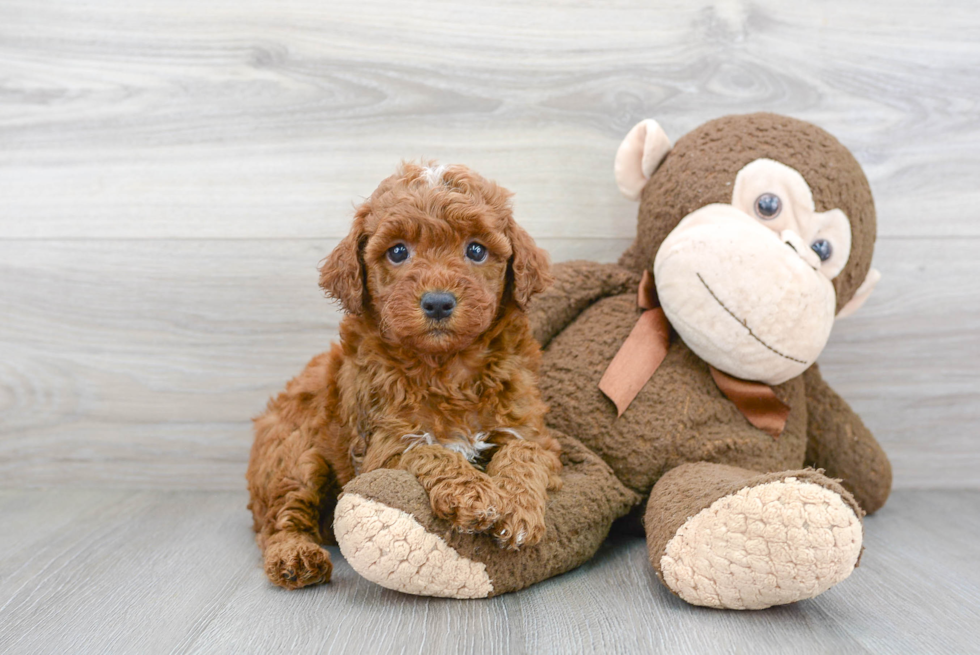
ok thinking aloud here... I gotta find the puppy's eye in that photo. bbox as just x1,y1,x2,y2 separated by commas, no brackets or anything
754,193,782,220
465,242,488,263
386,243,409,264
811,238,833,262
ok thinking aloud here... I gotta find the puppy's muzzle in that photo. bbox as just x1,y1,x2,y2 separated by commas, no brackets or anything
420,292,457,321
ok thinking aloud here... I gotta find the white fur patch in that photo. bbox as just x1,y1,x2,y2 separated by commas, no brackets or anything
420,164,447,188
493,427,524,440
402,432,438,450
443,433,496,463
402,431,497,463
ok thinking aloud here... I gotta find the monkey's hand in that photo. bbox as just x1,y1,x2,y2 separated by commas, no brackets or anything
527,261,641,348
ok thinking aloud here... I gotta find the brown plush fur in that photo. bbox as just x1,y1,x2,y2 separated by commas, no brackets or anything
527,114,892,600
536,114,891,516
246,162,560,589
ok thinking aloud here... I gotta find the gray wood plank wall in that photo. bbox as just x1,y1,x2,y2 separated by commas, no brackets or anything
2,0,978,490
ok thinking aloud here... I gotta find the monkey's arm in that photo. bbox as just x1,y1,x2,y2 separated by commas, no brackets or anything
802,363,892,514
527,261,641,348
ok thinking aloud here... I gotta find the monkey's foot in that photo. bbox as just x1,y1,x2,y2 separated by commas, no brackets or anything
647,463,864,610
334,433,637,598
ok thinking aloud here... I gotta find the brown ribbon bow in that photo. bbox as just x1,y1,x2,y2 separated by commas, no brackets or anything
598,271,790,439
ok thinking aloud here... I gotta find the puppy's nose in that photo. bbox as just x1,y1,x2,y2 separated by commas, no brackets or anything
420,292,457,321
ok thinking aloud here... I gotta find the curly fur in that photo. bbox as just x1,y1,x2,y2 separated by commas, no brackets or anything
246,162,559,589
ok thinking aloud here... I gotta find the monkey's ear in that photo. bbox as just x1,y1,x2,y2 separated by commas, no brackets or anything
615,119,672,201
319,214,369,315
837,268,881,319
506,217,553,310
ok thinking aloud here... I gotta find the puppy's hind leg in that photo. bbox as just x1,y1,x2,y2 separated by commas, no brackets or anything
247,412,340,590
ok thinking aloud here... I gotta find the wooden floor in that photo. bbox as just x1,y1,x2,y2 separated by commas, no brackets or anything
0,489,977,654
3,0,980,652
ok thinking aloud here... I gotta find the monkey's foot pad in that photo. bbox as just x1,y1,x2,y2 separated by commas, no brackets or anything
335,492,492,598
661,477,863,610
334,434,638,598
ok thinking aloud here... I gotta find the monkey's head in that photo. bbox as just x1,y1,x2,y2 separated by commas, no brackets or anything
616,113,880,385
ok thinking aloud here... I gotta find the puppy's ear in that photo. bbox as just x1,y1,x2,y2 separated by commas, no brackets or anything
319,211,369,315
506,216,553,310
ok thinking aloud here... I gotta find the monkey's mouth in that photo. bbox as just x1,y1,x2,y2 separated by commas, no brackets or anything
697,273,808,366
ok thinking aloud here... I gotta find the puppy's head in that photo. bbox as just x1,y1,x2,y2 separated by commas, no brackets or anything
320,162,551,354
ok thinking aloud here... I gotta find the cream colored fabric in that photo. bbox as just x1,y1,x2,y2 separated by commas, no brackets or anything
651,157,876,384
654,204,837,385
837,268,881,319
731,159,853,280
334,493,493,599
615,119,672,200
660,478,863,610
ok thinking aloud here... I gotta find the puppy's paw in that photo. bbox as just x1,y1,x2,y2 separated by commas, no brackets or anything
264,537,333,590
428,477,504,534
493,501,547,550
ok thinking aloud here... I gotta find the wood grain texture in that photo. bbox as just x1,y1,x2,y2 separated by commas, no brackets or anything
0,489,977,654
1,0,979,240
1,0,979,489
2,238,977,489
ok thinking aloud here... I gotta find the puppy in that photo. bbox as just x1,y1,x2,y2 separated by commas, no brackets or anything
246,162,561,590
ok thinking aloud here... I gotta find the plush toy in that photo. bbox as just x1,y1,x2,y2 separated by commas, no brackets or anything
334,113,892,609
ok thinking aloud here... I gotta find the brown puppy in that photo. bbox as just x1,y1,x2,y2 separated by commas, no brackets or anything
246,162,561,590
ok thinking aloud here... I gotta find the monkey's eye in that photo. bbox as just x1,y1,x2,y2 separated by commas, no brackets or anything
811,239,833,262
465,242,488,263
754,193,782,220
386,243,409,264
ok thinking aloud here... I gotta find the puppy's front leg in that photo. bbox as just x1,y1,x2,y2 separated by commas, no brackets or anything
486,437,562,550
399,446,504,534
